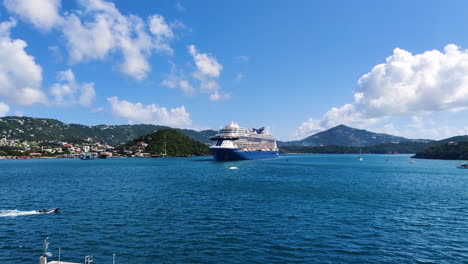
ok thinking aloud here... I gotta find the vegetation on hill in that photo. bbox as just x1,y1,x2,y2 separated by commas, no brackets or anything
412,141,468,160
281,124,431,147
280,145,358,154
118,129,211,157
280,142,430,154
280,136,468,157
0,116,216,146
0,146,26,156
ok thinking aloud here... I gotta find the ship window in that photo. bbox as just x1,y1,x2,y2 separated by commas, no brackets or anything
216,140,223,146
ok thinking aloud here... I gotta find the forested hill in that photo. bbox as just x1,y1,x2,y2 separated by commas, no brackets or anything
0,116,216,146
118,129,211,157
281,124,429,147
280,135,468,156
412,141,468,160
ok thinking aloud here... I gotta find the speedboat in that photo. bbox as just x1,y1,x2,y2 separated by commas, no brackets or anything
38,208,59,214
80,153,95,160
457,163,468,169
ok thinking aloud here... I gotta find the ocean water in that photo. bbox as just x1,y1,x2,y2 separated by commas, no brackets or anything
0,154,467,264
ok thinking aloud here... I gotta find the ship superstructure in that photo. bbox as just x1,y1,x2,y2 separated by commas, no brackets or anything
210,122,279,161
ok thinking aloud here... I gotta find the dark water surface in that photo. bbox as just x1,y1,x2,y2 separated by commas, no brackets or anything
0,155,467,263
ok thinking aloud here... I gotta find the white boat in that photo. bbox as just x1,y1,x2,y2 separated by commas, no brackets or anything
457,163,468,169
37,208,59,214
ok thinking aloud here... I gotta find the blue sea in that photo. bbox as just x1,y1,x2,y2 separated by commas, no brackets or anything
0,154,467,264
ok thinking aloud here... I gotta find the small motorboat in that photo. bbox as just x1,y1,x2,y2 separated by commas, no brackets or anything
38,208,59,214
80,153,95,160
457,163,468,169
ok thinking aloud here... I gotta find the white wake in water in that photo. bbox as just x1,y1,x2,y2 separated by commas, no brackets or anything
0,209,40,217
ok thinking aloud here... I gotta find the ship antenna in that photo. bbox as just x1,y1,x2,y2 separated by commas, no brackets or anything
43,237,49,257
42,237,52,257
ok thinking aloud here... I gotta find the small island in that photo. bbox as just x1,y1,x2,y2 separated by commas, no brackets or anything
116,129,211,157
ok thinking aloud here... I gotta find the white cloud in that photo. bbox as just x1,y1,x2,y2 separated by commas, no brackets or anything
297,44,468,137
5,0,175,80
0,102,10,116
62,13,116,63
107,96,192,128
188,45,222,77
373,123,400,136
62,0,175,79
50,69,96,107
355,44,468,117
149,15,173,41
296,118,324,138
3,0,62,31
402,116,462,139
0,18,47,106
209,90,230,101
188,44,225,100
61,0,163,80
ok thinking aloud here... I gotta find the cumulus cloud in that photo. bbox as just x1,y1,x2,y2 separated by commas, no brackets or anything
403,116,463,139
149,15,173,41
61,0,174,80
0,102,10,116
5,0,175,80
50,69,96,107
296,118,325,138
188,44,228,100
297,44,468,137
107,96,192,128
189,44,222,78
3,0,62,31
0,18,47,106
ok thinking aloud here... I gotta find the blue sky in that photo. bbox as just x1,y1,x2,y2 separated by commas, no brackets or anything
0,0,467,140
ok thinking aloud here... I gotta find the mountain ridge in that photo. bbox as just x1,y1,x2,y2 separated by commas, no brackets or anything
0,116,217,146
280,124,432,147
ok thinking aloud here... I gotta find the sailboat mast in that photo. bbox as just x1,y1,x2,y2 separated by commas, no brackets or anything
164,134,167,157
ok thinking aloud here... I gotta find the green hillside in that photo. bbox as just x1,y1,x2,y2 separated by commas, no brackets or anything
281,136,468,156
412,141,468,160
0,116,216,146
281,124,427,147
118,129,211,157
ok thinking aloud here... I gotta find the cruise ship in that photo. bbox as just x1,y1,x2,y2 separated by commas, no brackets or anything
210,122,279,161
